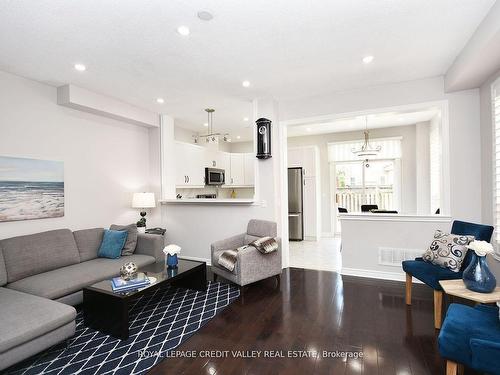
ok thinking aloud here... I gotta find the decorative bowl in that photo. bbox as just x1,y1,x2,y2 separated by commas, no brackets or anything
120,262,138,281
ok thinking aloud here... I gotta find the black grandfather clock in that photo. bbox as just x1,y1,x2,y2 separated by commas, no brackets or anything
256,118,272,159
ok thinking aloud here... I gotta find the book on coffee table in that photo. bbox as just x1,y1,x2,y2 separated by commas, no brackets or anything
111,273,150,292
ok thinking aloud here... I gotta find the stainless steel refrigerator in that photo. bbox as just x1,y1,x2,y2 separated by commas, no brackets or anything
288,167,304,241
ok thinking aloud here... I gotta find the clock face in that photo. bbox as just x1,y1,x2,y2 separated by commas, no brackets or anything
258,126,267,135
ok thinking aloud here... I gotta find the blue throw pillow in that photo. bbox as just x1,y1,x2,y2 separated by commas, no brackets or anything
98,229,128,259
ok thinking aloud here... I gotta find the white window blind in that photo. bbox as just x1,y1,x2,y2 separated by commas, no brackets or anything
494,83,500,249
328,137,402,162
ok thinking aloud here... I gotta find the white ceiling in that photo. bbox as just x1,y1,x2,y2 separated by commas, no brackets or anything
0,0,495,141
287,109,440,138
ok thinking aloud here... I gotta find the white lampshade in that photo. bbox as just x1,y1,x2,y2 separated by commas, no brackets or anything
132,192,156,208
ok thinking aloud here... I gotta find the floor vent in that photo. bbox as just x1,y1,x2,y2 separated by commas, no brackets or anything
378,247,422,267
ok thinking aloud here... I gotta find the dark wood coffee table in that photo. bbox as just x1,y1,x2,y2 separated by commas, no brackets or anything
83,259,207,339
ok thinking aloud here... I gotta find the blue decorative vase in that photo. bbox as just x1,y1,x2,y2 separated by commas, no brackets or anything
166,253,178,269
462,253,496,293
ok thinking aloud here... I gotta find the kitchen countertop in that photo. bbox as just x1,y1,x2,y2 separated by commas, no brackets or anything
159,198,255,204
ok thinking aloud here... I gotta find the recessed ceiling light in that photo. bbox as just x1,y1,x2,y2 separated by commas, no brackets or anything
362,55,374,64
242,80,250,88
177,26,190,36
74,63,86,71
203,122,208,127
156,98,164,104
236,135,241,139
306,127,312,132
197,11,213,21
243,117,249,122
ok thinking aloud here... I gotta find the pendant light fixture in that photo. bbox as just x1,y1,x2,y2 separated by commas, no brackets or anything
194,108,230,143
351,116,381,158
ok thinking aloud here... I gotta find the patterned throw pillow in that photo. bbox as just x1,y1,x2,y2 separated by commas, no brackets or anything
422,230,474,272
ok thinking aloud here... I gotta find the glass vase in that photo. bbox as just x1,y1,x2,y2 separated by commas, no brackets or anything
166,253,178,269
462,252,497,293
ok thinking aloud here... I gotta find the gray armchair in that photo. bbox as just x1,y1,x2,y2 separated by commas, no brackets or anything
210,219,282,286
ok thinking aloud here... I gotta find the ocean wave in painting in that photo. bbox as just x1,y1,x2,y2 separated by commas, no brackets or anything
0,181,64,222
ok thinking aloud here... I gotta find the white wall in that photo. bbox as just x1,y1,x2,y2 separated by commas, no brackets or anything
480,69,500,278
480,69,500,225
229,141,253,153
281,76,482,223
287,125,418,234
341,215,452,280
0,70,152,239
174,126,197,143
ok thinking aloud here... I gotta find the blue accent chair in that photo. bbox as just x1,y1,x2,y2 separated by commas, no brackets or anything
438,303,500,375
402,220,494,329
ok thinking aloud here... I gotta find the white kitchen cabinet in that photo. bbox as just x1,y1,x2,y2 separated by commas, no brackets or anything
174,142,255,188
206,150,229,170
287,148,302,168
175,142,205,187
243,153,255,186
228,153,245,185
287,146,318,177
303,177,317,238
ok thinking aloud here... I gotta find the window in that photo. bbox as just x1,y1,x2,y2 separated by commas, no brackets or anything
329,137,402,219
493,82,500,252
335,159,399,213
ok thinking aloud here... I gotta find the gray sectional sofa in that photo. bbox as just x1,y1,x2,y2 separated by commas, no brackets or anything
0,228,164,371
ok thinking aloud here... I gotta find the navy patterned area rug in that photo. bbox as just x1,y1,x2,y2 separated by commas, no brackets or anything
6,282,239,375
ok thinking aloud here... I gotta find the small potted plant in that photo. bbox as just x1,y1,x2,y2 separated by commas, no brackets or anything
136,218,146,234
463,240,497,293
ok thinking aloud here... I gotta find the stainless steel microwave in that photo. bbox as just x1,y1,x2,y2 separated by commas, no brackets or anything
205,168,225,185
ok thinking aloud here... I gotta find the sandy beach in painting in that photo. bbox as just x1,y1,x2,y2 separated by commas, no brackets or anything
0,181,64,222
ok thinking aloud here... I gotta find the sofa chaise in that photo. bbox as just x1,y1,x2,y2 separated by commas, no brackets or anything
0,228,164,371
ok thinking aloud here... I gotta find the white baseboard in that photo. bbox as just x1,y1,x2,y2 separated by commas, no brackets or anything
179,255,211,266
304,236,318,241
341,267,423,283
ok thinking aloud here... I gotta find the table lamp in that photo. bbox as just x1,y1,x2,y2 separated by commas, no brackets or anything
132,192,156,232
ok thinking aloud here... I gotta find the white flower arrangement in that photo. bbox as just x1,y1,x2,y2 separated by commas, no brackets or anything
466,240,494,257
163,244,181,256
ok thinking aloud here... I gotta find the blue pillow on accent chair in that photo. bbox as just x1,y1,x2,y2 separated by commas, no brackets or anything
438,303,500,375
402,220,494,329
97,229,128,259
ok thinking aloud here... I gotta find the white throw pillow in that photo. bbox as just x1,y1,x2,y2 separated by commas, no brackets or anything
422,230,474,272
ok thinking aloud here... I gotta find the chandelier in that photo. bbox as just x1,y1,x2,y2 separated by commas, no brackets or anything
351,116,381,158
194,108,230,143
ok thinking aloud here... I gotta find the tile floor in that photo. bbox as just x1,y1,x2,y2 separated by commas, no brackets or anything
288,237,342,272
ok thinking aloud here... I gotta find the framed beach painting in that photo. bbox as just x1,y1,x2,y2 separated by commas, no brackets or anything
0,156,64,222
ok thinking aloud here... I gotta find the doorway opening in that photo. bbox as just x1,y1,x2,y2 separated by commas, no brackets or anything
281,101,449,271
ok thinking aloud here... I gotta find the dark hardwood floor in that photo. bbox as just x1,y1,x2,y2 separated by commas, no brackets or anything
148,267,477,375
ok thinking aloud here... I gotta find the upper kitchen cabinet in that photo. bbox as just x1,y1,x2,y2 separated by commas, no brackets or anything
206,149,230,170
228,153,244,185
174,141,255,189
243,153,255,186
287,146,318,177
175,142,205,187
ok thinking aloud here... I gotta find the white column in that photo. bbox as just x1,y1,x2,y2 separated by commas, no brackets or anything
253,97,289,268
147,114,174,229
160,114,175,200
416,121,431,214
